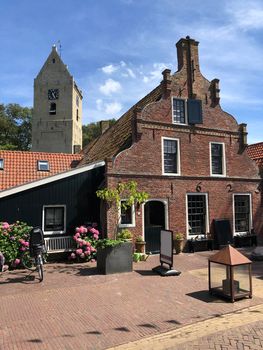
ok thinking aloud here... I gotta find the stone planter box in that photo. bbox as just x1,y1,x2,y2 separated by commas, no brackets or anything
97,242,133,274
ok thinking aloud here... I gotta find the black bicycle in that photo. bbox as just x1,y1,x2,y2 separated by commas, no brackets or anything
21,227,45,282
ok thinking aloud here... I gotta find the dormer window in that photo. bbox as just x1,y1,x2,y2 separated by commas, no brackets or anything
38,160,49,171
0,159,4,170
49,102,56,115
172,97,202,125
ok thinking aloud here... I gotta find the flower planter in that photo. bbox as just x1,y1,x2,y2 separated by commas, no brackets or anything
135,241,146,253
174,239,184,254
97,242,133,274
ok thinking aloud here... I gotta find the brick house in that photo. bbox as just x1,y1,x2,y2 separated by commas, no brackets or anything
80,36,262,252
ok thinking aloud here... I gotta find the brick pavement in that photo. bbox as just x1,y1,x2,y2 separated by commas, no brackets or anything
110,304,263,349
0,250,262,350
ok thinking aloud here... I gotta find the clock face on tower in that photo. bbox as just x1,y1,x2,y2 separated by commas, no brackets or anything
48,89,59,100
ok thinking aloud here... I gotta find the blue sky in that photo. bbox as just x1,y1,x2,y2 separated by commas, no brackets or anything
0,0,262,144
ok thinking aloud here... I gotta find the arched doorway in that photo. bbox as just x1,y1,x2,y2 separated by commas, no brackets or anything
144,200,166,253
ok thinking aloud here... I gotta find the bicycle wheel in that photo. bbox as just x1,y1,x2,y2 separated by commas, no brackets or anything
21,251,36,271
36,254,44,282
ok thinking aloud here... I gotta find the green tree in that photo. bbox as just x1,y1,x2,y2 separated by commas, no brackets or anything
82,119,116,148
0,104,32,150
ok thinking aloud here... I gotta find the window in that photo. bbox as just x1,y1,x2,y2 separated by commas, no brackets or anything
173,98,186,124
162,138,180,175
187,194,208,237
76,95,79,107
38,160,49,171
43,205,66,234
119,200,135,227
76,109,79,121
234,194,251,234
0,158,4,170
210,142,225,176
172,98,202,125
49,102,56,115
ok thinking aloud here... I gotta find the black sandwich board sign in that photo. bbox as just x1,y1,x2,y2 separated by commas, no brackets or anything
152,230,181,277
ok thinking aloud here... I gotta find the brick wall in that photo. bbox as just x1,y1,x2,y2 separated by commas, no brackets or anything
103,37,262,244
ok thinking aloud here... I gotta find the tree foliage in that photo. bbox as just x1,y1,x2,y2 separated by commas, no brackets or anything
82,119,116,148
0,102,116,151
0,104,32,150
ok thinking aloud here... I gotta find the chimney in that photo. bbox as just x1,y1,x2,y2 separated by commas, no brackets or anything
210,79,220,106
100,120,110,134
176,36,200,99
162,69,172,99
73,144,81,154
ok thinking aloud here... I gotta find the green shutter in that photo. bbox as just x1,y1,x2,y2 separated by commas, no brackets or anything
187,99,203,124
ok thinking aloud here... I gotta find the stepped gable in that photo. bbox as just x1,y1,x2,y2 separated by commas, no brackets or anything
79,84,163,165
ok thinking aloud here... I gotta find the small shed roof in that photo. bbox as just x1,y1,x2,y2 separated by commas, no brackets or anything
209,245,251,265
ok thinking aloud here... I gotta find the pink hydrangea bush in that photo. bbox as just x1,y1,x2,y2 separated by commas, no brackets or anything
0,221,32,269
69,224,99,262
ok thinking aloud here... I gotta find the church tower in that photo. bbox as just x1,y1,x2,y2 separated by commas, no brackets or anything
32,45,82,154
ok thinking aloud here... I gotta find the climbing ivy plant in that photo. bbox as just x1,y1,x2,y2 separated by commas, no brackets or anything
96,181,149,238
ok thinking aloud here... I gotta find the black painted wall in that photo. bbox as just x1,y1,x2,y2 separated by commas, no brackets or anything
0,166,105,235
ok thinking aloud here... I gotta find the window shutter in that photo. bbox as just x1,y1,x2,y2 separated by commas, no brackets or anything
187,99,203,124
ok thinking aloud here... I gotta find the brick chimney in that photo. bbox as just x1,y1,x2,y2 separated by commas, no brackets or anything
176,36,200,99
100,120,110,134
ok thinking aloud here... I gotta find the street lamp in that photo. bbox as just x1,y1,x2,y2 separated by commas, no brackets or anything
208,245,252,302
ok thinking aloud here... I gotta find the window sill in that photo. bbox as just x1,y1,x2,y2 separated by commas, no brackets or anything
43,230,66,236
119,224,135,228
210,174,226,177
162,173,181,176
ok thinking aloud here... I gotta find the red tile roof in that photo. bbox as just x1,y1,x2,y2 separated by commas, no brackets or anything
247,142,263,167
0,151,83,191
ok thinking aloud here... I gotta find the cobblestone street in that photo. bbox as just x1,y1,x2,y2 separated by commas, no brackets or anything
1,250,262,349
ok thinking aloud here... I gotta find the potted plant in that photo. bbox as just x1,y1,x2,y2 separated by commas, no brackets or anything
135,235,146,253
96,181,149,274
174,233,184,254
96,238,133,274
117,229,132,242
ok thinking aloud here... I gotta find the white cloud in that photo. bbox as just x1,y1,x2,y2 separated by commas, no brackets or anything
101,64,118,74
228,0,263,30
105,102,123,115
127,68,136,78
142,62,171,84
96,99,103,111
99,78,122,95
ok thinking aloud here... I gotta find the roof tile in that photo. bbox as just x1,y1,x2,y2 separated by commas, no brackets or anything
0,151,82,191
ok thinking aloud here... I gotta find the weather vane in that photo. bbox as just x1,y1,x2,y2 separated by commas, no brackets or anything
57,40,62,57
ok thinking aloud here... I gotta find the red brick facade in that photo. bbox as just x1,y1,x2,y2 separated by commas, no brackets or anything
86,37,262,247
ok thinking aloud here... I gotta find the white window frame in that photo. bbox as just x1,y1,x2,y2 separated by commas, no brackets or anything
42,205,66,235
233,193,252,236
162,137,181,176
38,160,50,171
119,199,135,228
209,142,226,177
186,193,209,239
171,96,188,125
0,158,4,170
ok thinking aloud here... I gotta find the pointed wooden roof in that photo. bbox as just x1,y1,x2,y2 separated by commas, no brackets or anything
209,245,251,265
